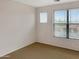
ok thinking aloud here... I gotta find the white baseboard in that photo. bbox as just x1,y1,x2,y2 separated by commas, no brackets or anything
36,41,79,52
0,41,35,57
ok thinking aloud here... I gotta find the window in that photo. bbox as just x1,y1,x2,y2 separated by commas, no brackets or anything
54,8,79,39
40,12,48,23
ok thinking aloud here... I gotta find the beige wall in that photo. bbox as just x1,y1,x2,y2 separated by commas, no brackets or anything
36,1,79,51
0,0,35,57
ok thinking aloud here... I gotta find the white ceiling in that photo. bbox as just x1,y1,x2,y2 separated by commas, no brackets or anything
12,0,78,7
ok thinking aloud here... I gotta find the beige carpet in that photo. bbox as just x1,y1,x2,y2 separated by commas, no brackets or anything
0,42,79,59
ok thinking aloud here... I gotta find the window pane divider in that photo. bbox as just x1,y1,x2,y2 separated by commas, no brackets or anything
66,10,69,39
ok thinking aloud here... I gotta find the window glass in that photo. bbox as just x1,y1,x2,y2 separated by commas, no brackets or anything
54,10,67,37
69,9,79,39
40,12,48,23
54,10,67,23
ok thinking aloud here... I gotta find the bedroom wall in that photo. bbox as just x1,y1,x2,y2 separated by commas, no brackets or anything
0,0,35,57
36,1,79,51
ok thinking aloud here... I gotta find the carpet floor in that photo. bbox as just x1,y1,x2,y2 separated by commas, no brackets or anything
0,42,79,59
